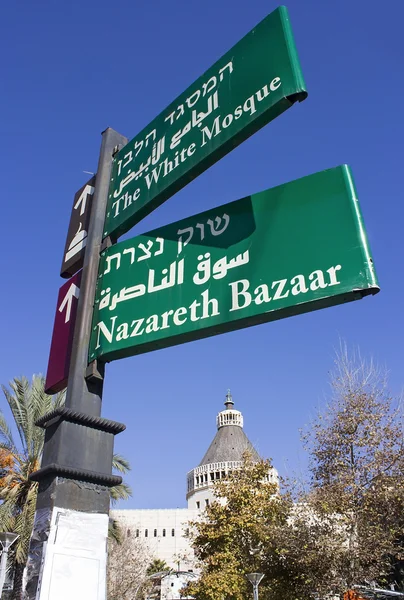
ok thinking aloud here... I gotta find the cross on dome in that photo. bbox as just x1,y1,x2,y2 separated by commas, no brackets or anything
186,391,279,509
224,389,234,410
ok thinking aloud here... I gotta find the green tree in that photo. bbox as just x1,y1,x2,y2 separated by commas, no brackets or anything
146,558,169,575
0,375,132,598
185,453,289,600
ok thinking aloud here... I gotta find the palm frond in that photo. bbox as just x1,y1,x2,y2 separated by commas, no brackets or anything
14,483,38,563
112,454,131,473
1,481,24,502
1,385,23,445
0,500,15,532
53,388,66,409
0,410,15,450
30,375,53,458
2,378,30,454
31,375,50,419
0,440,14,452
110,482,132,504
108,518,123,544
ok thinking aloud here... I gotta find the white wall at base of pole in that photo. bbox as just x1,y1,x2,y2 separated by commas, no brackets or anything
36,507,108,600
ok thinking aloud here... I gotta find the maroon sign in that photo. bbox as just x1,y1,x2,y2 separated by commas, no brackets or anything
45,271,82,394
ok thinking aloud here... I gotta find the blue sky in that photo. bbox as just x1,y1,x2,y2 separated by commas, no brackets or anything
1,0,403,509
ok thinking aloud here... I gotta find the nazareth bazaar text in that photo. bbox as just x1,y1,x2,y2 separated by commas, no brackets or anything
93,264,342,350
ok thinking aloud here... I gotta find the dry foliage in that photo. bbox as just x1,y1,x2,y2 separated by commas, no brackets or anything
301,345,404,590
107,533,151,600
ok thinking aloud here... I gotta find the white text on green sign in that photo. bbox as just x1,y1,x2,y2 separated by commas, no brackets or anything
91,166,379,361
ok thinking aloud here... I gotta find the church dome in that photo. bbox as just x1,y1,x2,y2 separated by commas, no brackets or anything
198,391,260,466
186,391,278,509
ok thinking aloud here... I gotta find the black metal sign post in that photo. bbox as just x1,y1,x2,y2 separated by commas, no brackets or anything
25,128,128,600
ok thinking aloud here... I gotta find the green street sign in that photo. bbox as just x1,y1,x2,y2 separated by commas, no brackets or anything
104,6,307,240
90,165,379,362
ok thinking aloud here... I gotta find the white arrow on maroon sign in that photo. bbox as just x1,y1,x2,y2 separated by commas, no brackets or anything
58,283,80,323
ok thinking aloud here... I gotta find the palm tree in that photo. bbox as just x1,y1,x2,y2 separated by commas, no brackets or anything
146,558,169,575
0,375,131,598
0,374,65,590
110,453,132,543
